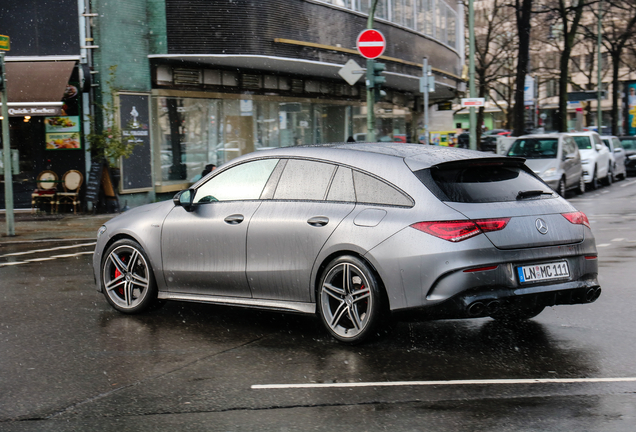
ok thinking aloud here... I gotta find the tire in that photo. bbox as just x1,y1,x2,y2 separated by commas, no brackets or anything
576,174,585,195
588,166,599,190
490,305,545,323
604,165,613,186
557,177,566,197
101,239,159,314
317,255,387,344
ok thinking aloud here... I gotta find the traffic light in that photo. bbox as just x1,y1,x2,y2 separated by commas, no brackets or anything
366,60,386,89
0,74,4,91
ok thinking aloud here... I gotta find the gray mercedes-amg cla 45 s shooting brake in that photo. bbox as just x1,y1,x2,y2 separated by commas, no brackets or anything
94,143,601,344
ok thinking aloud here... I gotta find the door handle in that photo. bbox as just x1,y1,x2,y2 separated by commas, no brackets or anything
307,216,329,227
224,214,244,225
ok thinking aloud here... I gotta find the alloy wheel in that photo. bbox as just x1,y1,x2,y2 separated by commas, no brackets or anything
319,260,376,341
103,244,151,310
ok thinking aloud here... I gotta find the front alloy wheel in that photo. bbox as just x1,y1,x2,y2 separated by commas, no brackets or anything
318,256,385,344
101,239,158,314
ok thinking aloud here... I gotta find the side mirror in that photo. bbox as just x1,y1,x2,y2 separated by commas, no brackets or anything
173,189,195,212
595,143,604,151
615,148,622,153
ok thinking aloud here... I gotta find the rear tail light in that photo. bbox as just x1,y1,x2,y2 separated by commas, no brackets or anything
562,211,591,229
411,218,510,242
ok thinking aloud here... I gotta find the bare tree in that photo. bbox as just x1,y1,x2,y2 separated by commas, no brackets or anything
596,0,636,134
539,0,592,132
471,0,518,145
512,0,534,136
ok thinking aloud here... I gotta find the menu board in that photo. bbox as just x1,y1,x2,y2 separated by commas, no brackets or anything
44,116,81,150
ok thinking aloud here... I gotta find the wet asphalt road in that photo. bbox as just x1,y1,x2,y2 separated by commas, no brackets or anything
2,181,636,431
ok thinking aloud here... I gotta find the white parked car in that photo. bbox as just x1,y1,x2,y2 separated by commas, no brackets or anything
566,132,612,189
601,135,627,181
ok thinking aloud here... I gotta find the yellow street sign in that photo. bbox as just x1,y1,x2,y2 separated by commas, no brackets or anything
0,35,10,51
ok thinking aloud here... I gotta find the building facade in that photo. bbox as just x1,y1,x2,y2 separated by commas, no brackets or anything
0,0,91,210
2,0,465,209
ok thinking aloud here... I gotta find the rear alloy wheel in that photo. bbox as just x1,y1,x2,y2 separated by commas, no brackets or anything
490,305,545,323
101,239,159,314
318,256,386,344
557,177,566,197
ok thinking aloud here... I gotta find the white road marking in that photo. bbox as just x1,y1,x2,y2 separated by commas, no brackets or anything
0,251,94,267
0,242,96,258
620,180,636,188
252,377,636,390
597,244,610,247
611,238,625,242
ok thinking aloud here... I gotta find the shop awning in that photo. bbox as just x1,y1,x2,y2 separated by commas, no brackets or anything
5,61,75,103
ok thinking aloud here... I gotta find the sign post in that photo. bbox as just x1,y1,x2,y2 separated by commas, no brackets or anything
357,26,386,142
0,36,15,236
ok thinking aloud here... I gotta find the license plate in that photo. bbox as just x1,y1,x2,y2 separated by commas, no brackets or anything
517,261,570,283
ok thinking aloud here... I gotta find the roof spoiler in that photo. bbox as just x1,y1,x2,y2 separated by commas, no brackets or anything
431,157,527,171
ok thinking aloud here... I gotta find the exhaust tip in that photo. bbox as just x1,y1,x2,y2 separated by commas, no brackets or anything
487,300,501,314
585,287,601,303
468,301,486,316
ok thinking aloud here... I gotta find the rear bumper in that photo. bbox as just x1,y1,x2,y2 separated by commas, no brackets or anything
394,279,600,320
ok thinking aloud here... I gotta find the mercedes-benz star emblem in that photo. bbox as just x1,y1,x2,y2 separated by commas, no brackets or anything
535,218,549,235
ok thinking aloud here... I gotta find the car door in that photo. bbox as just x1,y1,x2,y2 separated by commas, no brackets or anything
562,136,579,188
612,137,626,177
161,158,279,297
246,160,355,302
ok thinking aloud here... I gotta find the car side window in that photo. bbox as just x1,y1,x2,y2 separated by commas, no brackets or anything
193,158,279,203
327,166,356,202
613,138,622,150
274,159,336,200
353,171,413,206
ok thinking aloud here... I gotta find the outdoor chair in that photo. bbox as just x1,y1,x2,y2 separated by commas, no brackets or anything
31,170,58,213
56,170,84,213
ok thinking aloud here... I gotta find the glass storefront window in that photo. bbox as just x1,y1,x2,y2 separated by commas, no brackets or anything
154,97,219,183
153,95,412,188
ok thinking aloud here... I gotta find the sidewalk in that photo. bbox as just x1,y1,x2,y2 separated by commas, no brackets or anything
0,211,116,243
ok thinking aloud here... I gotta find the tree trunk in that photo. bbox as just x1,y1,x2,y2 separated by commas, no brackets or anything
513,0,533,137
611,50,621,135
557,47,572,132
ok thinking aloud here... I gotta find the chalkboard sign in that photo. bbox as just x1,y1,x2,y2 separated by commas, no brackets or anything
119,93,153,193
85,160,104,206
85,160,119,213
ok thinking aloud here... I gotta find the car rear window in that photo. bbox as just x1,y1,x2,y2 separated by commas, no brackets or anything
414,159,555,203
507,138,558,159
620,138,636,150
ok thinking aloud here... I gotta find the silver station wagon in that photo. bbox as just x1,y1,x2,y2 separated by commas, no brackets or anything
93,144,601,344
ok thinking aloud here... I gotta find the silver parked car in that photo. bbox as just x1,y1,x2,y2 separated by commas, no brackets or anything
601,135,627,181
506,134,585,196
94,144,601,344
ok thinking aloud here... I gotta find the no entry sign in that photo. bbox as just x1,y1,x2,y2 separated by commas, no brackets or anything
356,29,386,59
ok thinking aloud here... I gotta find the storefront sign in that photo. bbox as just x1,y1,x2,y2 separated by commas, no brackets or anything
44,116,81,150
7,106,62,116
0,35,9,51
119,93,153,192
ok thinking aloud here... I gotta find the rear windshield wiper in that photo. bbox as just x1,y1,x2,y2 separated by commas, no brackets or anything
516,190,554,200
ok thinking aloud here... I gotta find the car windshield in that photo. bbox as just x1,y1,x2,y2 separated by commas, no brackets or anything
573,136,593,150
507,138,558,159
620,138,636,150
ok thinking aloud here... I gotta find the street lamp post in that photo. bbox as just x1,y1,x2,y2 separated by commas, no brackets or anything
366,0,379,142
597,0,603,132
1,52,15,236
468,0,477,150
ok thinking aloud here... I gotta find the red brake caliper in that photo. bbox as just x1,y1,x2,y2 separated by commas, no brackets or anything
115,256,125,296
